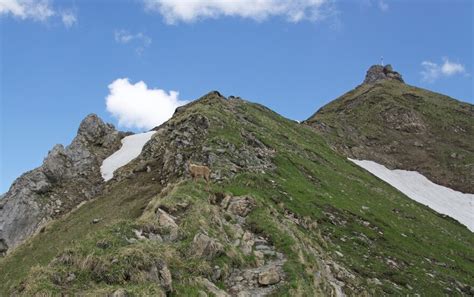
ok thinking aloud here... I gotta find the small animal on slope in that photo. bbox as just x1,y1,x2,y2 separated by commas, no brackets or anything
189,163,211,183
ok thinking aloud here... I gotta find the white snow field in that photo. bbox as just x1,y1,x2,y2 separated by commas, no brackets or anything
100,131,156,181
349,159,474,232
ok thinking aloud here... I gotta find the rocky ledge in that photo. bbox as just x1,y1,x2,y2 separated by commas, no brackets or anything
0,114,125,256
363,64,404,84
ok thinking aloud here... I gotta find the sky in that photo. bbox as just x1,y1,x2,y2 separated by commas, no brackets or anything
0,0,472,193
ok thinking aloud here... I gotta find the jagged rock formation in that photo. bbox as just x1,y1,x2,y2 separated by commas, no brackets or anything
305,65,473,193
0,114,125,255
363,64,404,84
114,91,275,186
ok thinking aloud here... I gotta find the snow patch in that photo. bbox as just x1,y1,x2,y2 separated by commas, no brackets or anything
349,159,474,232
101,131,156,181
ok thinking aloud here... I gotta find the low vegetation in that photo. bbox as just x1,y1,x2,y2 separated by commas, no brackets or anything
1,92,472,295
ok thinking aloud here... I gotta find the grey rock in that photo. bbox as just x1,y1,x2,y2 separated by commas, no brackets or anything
110,288,128,297
0,114,124,255
212,265,222,282
192,233,224,259
195,277,230,297
258,267,281,286
156,208,179,241
227,196,255,217
66,272,76,282
363,64,404,84
149,261,173,292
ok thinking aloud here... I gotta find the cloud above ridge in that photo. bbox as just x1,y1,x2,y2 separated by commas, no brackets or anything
106,78,187,130
421,58,466,83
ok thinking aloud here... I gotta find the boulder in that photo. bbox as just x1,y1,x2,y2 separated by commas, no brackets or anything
195,277,230,297
156,208,179,241
258,267,281,286
149,261,173,293
226,196,255,217
192,233,224,259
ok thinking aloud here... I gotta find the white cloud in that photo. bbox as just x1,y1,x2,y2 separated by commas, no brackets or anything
441,59,465,76
378,0,389,12
0,0,53,21
106,78,187,130
143,0,336,24
0,0,77,26
60,10,76,27
421,58,466,82
114,30,152,54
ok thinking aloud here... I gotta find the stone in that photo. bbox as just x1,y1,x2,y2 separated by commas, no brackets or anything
192,233,224,259
240,231,254,255
258,267,281,286
195,277,230,297
156,208,179,241
160,264,173,292
220,195,232,209
66,272,76,282
363,64,404,84
255,245,271,251
227,196,255,217
149,261,173,292
148,233,163,242
133,229,146,240
211,265,222,282
110,288,128,297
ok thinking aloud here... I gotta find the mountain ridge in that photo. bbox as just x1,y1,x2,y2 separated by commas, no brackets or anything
305,65,473,193
0,80,473,296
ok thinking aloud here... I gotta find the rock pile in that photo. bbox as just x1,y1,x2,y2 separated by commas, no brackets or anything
209,194,287,296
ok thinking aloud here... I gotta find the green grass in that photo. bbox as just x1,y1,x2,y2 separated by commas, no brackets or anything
1,93,472,296
306,80,474,193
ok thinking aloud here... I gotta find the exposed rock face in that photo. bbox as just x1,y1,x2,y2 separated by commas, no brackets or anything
156,208,179,241
192,233,224,259
226,196,255,217
121,91,275,186
0,114,125,255
149,261,173,293
363,64,404,84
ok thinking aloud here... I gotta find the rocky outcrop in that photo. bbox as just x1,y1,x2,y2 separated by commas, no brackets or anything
192,233,224,259
121,91,275,186
0,114,125,255
363,64,404,84
148,261,173,293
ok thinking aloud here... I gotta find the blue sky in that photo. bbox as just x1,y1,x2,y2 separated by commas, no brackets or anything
1,0,472,193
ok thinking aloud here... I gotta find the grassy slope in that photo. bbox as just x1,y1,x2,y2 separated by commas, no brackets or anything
0,95,473,296
305,80,474,193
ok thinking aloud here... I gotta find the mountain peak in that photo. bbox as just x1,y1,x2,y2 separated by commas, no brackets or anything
363,64,404,84
77,113,116,144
